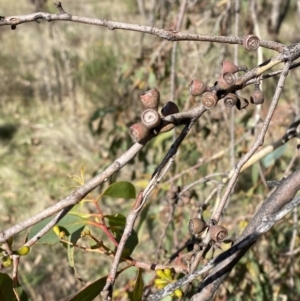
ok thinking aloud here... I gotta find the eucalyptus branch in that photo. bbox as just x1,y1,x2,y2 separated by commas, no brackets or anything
187,59,292,278
245,60,300,86
192,168,300,301
101,156,175,300
170,0,188,102
0,102,205,245
167,130,251,183
0,2,284,52
152,115,203,178
156,204,176,263
0,143,144,244
102,119,198,299
101,191,144,300
149,169,300,301
180,173,226,194
212,60,292,224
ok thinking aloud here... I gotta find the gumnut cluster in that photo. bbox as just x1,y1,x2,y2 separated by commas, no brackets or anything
189,61,244,110
165,185,192,207
188,218,232,260
188,218,228,242
129,88,179,143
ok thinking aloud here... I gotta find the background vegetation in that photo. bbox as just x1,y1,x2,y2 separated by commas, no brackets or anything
0,0,300,300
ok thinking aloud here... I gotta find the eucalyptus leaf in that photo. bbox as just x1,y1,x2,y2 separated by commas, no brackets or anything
28,215,87,245
131,268,144,301
66,275,107,301
261,145,286,168
103,181,136,199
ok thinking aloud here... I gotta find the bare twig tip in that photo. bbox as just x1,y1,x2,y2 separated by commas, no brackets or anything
54,1,66,14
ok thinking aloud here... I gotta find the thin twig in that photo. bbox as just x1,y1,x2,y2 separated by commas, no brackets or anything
156,205,176,263
167,130,251,183
180,173,226,194
101,192,144,300
170,0,188,103
101,156,175,300
0,7,284,52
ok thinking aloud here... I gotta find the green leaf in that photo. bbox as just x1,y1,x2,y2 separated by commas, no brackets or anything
148,72,156,88
104,214,126,227
261,144,286,168
28,215,87,245
251,164,259,185
13,277,31,301
132,268,144,301
67,275,107,301
0,273,17,301
67,227,84,281
103,181,136,199
0,273,31,301
105,214,139,257
152,131,173,148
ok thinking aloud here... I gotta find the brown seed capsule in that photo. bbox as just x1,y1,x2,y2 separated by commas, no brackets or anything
209,225,228,242
140,88,160,110
221,61,239,74
201,92,218,109
166,185,180,205
161,101,179,116
189,79,207,96
218,72,236,90
188,218,207,235
222,61,248,74
166,196,176,205
250,84,264,105
236,96,249,110
181,190,192,205
166,190,177,204
171,185,180,192
129,122,150,142
243,34,260,51
224,93,238,108
141,109,161,129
